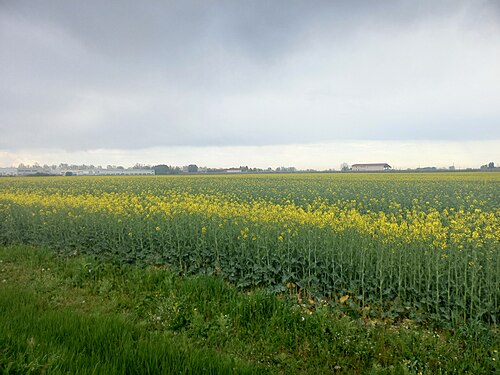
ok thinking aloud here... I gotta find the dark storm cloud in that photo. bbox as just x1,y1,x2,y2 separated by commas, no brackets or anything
1,0,499,151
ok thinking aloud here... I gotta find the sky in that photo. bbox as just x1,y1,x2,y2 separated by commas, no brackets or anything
1,0,499,169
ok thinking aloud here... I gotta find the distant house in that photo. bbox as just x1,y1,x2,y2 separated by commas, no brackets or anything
351,163,391,172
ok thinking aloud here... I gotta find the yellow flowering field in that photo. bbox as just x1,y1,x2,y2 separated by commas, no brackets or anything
0,172,498,324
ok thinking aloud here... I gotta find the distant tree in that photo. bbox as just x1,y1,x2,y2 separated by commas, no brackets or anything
188,164,198,173
341,162,349,172
154,164,170,175
488,162,495,169
154,165,181,175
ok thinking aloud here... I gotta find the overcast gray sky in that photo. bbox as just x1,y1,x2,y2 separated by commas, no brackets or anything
1,0,499,169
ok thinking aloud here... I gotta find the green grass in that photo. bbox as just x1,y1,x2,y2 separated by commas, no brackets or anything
1,288,254,374
1,245,498,374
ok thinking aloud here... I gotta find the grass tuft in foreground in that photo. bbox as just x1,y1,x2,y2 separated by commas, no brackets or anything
1,245,498,374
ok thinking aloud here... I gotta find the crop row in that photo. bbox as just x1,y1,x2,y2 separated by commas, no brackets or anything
0,173,498,325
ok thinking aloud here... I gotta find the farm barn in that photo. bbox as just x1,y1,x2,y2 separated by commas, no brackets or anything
351,163,392,171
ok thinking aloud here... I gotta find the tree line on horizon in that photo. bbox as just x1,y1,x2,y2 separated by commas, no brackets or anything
6,162,498,174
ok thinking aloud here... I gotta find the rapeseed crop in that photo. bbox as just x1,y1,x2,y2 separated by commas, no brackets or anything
0,172,498,325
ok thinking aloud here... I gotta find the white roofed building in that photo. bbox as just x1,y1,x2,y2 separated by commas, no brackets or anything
0,168,18,176
351,163,391,171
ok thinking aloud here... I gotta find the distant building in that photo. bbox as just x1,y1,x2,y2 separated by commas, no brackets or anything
351,163,391,172
225,168,242,173
1,166,155,177
0,168,18,176
92,168,154,176
57,168,154,176
57,169,92,176
17,167,46,176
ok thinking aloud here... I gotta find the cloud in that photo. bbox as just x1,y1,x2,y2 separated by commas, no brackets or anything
1,0,499,154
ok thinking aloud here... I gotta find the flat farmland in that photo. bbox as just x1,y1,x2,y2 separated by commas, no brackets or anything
1,172,499,373
1,172,498,325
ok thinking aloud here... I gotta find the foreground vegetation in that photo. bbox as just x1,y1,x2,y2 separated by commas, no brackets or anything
1,173,498,325
1,245,498,374
0,173,498,372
